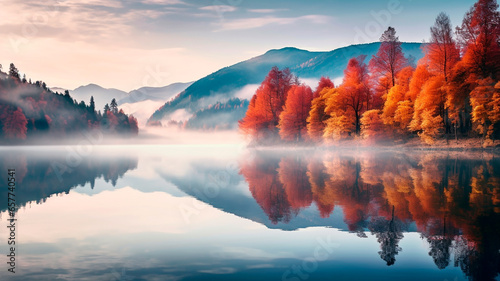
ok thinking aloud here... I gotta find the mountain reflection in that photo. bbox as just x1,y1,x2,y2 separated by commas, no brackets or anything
240,150,500,280
0,150,138,212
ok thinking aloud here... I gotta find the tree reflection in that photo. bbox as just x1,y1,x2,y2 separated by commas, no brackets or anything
369,206,405,266
0,151,138,212
240,152,292,224
240,151,500,280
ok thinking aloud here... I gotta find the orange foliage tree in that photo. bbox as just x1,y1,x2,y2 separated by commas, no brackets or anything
324,56,370,139
470,78,500,145
409,75,445,144
278,85,314,142
381,66,414,133
361,109,387,142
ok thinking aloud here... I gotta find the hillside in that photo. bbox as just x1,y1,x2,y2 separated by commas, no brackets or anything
0,69,138,142
148,42,425,127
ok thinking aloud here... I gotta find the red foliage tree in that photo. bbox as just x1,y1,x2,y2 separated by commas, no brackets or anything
313,77,334,98
369,27,408,87
128,115,139,135
278,85,314,142
239,67,294,142
1,107,28,139
457,0,500,79
426,12,461,81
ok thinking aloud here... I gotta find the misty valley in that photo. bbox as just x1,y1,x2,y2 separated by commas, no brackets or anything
0,145,498,281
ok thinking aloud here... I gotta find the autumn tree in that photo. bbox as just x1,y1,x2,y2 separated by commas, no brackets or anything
469,78,500,145
313,76,334,98
307,78,335,142
1,107,28,139
278,85,314,142
456,0,500,80
361,109,387,142
128,115,139,135
239,67,294,142
409,75,445,143
427,13,461,82
381,66,414,133
324,56,370,139
370,27,408,87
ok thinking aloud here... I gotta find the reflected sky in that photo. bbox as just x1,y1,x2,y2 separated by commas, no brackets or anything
0,146,498,281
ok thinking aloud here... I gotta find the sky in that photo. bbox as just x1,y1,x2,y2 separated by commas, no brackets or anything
0,0,477,92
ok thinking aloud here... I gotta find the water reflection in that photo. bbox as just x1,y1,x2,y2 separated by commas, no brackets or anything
240,150,500,280
0,147,498,281
0,150,137,212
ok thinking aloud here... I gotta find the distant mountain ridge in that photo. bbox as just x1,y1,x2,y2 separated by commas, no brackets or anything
52,82,193,112
148,42,425,126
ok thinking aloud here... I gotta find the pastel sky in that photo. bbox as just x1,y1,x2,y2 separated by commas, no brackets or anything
0,0,476,91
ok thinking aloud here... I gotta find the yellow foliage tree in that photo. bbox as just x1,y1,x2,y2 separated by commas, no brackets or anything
419,109,443,144
361,109,387,142
470,78,500,146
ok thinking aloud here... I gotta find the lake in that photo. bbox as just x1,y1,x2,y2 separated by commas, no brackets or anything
0,145,499,281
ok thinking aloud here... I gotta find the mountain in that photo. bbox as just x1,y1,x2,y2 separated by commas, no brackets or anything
119,82,193,104
148,42,425,127
71,84,128,111
50,82,192,126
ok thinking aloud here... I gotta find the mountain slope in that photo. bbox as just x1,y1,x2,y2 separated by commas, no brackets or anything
148,42,425,125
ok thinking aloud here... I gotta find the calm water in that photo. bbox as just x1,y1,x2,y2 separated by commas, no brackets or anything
0,145,499,281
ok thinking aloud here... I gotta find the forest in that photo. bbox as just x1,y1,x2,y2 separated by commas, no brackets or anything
239,0,500,147
0,64,138,142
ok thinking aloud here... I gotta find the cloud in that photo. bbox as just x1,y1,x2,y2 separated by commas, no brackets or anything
60,0,124,8
199,5,238,13
216,15,332,31
141,0,185,5
247,9,288,14
234,84,259,100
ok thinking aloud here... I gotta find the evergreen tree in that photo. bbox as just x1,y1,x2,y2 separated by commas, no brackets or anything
89,96,96,113
9,63,20,81
110,98,118,114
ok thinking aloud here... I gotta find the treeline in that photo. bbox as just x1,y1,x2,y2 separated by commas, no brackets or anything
184,98,248,130
0,63,138,142
159,98,249,130
240,0,500,147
